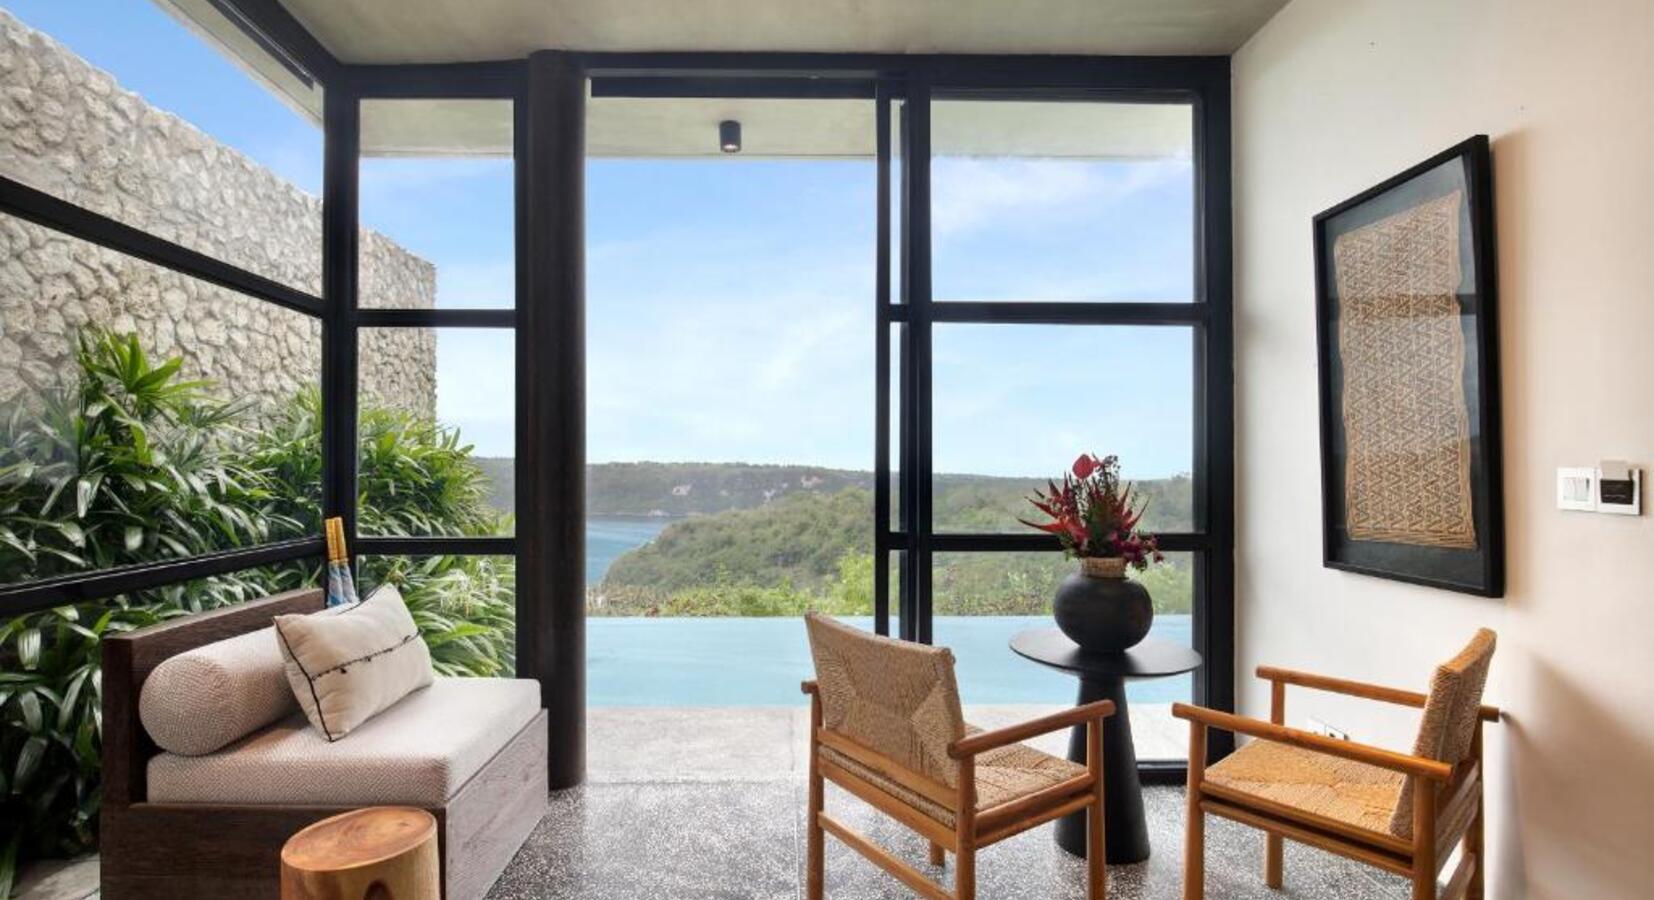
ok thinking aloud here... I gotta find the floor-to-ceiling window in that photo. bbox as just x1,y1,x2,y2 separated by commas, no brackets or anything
348,93,521,678
899,95,1205,761
573,68,1232,773
584,92,880,707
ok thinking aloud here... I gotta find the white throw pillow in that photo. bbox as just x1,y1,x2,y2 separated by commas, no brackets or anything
273,585,434,741
140,625,299,756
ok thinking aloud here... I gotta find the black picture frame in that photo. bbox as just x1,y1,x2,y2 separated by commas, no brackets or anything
1313,135,1503,597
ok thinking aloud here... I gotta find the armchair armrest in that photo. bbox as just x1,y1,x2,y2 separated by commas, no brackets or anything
1172,702,1453,782
949,699,1114,759
801,680,819,695
1256,666,1499,722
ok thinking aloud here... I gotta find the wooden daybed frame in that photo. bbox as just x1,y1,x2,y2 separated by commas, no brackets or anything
100,588,549,900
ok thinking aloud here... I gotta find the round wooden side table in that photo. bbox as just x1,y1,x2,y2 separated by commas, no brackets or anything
280,806,440,900
1010,628,1202,864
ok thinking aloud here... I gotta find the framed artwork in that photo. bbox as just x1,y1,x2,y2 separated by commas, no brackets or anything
1313,135,1504,596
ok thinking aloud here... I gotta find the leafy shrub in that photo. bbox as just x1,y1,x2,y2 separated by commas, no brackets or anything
0,331,510,893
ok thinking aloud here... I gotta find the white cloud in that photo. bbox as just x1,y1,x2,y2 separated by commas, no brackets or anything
930,157,1189,243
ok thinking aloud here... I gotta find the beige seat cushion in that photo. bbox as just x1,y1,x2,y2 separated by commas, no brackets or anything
147,677,540,807
1204,739,1403,839
821,726,1087,828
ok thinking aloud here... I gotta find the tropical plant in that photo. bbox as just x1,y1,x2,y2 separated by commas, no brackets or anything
0,330,512,894
1021,453,1163,568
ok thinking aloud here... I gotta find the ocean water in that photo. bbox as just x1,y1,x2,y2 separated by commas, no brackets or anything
589,615,1194,707
586,516,673,584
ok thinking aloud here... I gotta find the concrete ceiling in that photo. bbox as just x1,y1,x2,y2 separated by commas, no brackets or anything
278,0,1288,63
360,96,1193,161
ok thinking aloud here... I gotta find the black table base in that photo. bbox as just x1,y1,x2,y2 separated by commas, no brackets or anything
1056,674,1147,864
1009,629,1202,867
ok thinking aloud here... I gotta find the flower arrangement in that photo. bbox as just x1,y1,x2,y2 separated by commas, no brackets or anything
1021,453,1163,569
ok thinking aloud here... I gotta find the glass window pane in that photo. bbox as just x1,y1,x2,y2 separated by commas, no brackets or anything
359,99,515,309
1,212,320,588
357,328,513,537
932,551,1195,761
585,95,877,708
932,324,1193,533
359,554,516,678
0,3,323,293
931,99,1194,303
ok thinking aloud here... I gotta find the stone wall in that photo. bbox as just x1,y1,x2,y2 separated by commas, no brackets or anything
0,9,436,418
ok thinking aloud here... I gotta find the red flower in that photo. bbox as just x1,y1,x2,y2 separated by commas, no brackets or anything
1022,452,1163,571
1071,453,1098,480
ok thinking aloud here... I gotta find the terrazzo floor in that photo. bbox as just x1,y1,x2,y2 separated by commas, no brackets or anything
18,708,1416,900
486,781,1413,900
486,707,1415,899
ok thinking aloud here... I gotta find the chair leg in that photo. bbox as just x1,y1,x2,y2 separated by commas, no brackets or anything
1412,775,1438,900
806,787,824,900
955,845,976,900
806,697,825,900
1265,833,1283,889
1184,723,1207,900
928,842,945,867
1467,727,1485,900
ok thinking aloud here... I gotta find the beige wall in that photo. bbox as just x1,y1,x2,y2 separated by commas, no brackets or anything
1232,0,1654,896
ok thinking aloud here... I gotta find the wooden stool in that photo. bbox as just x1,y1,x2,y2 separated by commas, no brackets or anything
281,806,440,900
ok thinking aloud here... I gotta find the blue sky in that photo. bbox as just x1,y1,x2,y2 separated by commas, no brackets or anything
9,1,1195,480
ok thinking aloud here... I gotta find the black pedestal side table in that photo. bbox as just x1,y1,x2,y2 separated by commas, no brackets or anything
1009,628,1202,865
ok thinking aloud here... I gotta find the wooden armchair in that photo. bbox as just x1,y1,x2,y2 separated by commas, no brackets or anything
802,613,1114,900
1174,629,1498,900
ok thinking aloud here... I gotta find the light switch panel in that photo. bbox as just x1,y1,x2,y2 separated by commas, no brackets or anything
1558,467,1596,511
1596,464,1641,516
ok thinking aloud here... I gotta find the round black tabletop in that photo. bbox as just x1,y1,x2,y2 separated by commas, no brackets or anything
1010,628,1202,680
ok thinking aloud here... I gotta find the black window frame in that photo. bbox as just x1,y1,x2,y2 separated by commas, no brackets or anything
0,5,1233,783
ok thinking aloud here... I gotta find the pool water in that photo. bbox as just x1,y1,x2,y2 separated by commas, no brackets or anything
588,615,1194,706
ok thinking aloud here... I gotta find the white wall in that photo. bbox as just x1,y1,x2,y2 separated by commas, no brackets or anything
1232,1,1654,897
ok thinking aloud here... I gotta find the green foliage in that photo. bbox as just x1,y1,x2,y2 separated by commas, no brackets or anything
0,331,511,889
360,555,515,678
602,489,871,595
0,331,302,585
594,488,1194,619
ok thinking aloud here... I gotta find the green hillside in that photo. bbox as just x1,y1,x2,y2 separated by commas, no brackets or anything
476,458,1193,534
592,478,1194,619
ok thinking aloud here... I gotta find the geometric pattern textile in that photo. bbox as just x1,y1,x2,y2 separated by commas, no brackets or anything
1334,190,1477,549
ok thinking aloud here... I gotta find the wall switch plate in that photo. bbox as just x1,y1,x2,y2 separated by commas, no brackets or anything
1596,463,1641,516
1306,717,1349,741
1558,467,1597,511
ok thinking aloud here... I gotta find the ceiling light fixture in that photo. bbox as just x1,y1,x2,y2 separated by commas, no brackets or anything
719,120,741,154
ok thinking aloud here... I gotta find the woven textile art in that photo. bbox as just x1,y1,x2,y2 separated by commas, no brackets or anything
1334,190,1476,549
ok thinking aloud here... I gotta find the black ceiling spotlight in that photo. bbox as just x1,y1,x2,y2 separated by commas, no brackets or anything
719,119,741,154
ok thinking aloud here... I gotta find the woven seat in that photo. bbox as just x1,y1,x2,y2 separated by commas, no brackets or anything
1203,739,1403,839
820,727,1086,828
1177,629,1499,900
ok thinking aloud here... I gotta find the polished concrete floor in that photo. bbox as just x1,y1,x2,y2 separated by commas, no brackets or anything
488,708,1414,899
488,781,1413,900
19,708,1413,900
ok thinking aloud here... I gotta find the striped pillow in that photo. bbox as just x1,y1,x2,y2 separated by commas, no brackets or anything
273,585,434,741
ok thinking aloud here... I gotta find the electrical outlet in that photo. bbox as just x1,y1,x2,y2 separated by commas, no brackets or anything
1306,717,1349,741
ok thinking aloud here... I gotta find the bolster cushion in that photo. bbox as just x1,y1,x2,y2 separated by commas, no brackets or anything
273,585,434,742
139,625,300,756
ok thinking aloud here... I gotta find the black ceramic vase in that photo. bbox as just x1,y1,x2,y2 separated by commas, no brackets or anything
1052,556,1153,653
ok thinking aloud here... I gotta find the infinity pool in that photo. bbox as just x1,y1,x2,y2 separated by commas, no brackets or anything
588,614,1194,706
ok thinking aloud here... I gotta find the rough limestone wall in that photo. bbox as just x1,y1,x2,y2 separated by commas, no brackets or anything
0,10,436,418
